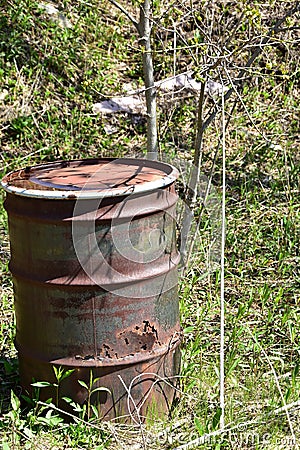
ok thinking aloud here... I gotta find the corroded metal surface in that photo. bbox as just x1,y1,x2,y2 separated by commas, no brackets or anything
1,158,178,198
2,158,181,421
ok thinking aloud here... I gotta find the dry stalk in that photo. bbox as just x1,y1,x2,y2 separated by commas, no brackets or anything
219,72,226,431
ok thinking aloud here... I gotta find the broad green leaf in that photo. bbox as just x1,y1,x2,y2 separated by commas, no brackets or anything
78,380,89,390
183,326,195,334
37,415,64,427
53,365,61,380
31,381,52,388
45,409,53,419
60,369,75,382
91,386,111,395
62,397,82,412
10,390,20,411
92,377,102,384
73,404,84,413
292,362,299,383
212,407,222,430
91,404,99,418
194,417,205,435
21,394,34,406
227,357,242,377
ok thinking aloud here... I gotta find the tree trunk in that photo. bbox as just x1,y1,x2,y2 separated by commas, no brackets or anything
139,1,158,160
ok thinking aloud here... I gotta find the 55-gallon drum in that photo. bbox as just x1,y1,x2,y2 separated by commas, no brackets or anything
1,158,181,421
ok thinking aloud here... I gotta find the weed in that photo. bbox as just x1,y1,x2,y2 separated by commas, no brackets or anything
31,366,75,408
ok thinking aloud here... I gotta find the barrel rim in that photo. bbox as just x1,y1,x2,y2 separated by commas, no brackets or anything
1,157,179,200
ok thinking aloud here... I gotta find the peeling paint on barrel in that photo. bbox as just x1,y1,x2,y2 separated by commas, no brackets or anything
1,158,181,421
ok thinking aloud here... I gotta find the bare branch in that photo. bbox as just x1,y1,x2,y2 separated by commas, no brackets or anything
179,80,205,265
193,81,206,177
219,74,226,431
108,0,140,33
202,1,300,132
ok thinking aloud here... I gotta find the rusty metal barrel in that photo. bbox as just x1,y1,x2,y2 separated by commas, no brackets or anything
1,157,181,421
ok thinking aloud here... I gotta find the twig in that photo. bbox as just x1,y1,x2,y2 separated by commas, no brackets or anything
117,374,147,450
179,80,206,265
184,97,237,270
219,72,226,431
202,1,300,133
108,0,140,32
193,81,206,172
126,372,184,412
273,400,300,416
0,147,49,172
223,65,269,143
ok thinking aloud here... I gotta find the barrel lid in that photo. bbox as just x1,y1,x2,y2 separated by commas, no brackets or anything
1,158,178,199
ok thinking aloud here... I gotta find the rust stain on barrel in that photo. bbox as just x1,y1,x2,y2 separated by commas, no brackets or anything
2,158,181,421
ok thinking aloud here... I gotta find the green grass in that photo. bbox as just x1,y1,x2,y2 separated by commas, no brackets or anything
1,0,300,449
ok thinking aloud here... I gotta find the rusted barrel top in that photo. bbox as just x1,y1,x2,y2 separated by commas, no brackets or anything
1,157,179,198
